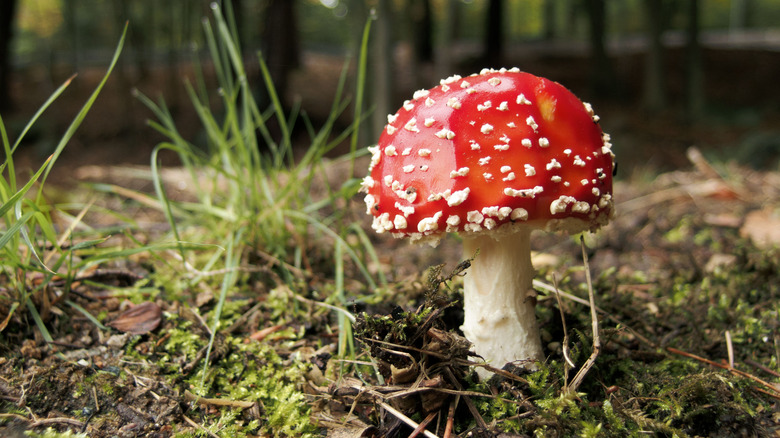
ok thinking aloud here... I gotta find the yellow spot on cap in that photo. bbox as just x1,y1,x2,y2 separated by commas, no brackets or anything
538,94,557,122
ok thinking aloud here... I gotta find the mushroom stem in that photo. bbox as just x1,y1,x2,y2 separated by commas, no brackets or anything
461,229,544,378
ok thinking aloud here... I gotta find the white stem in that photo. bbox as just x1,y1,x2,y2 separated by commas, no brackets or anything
460,230,543,378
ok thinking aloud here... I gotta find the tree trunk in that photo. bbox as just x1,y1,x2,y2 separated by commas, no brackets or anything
63,0,80,74
684,0,704,121
563,0,580,39
543,0,557,40
730,0,752,31
261,0,300,106
483,0,504,67
411,0,433,64
583,0,618,98
371,0,395,143
405,0,434,88
0,0,17,111
435,0,459,79
642,0,666,112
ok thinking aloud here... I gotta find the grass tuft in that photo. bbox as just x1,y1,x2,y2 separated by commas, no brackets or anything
127,4,384,423
0,24,127,341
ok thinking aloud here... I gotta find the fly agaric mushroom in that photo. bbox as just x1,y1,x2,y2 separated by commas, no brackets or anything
361,68,614,377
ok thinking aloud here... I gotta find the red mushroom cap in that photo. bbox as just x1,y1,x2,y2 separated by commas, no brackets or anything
362,68,615,243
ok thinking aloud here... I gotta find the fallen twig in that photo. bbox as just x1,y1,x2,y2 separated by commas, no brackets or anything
182,414,220,438
666,347,780,400
292,292,356,323
443,396,458,438
565,236,601,394
379,401,439,438
551,274,576,372
533,279,658,348
744,358,780,378
184,389,256,408
0,412,85,429
442,367,488,430
409,412,438,438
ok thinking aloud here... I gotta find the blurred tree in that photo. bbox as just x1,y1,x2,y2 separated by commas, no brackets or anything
436,0,460,79
112,0,148,81
730,0,753,30
483,0,504,67
410,0,433,64
542,0,556,40
583,0,619,97
0,0,17,111
261,0,300,103
403,0,434,89
563,0,581,39
63,0,80,72
642,0,668,112
371,0,395,142
685,0,704,121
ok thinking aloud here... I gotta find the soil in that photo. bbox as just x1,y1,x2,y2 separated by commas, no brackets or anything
2,43,780,437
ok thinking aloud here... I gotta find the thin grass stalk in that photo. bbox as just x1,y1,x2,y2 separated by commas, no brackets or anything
202,14,233,98
25,299,54,345
220,0,241,51
0,116,12,191
245,82,280,162
0,210,34,250
0,156,51,221
348,223,387,286
66,301,108,330
0,75,74,180
37,23,127,194
199,229,243,394
74,242,216,273
334,240,355,359
150,145,189,266
284,209,376,290
348,13,373,179
256,55,293,169
16,203,56,274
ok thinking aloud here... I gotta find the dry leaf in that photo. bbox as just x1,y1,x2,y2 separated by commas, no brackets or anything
249,324,283,342
740,208,780,249
107,301,162,335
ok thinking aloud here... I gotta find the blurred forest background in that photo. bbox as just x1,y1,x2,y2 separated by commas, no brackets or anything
1,0,780,175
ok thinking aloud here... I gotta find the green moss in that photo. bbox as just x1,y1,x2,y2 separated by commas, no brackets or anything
469,337,770,437
24,428,88,438
205,298,251,327
184,337,316,437
163,325,206,360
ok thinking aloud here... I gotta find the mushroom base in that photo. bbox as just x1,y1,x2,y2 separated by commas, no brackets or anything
460,230,544,379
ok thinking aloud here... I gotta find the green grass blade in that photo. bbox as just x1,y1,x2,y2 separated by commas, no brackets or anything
348,223,387,286
198,229,243,394
151,145,186,265
0,154,51,215
0,75,74,182
25,298,54,345
256,54,292,168
0,209,35,249
15,204,58,274
334,240,355,360
284,209,376,290
9,76,75,156
37,23,128,193
0,115,13,192
349,13,373,178
66,300,109,330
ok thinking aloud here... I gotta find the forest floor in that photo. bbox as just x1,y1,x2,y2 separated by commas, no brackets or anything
1,147,779,437
2,44,780,436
